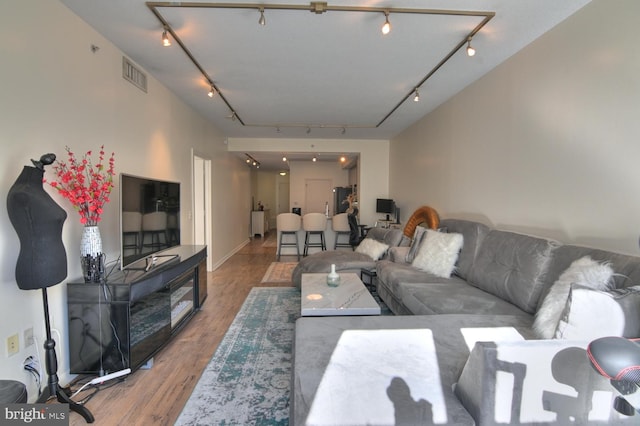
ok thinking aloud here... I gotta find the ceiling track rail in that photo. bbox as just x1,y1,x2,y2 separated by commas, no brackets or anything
146,1,495,131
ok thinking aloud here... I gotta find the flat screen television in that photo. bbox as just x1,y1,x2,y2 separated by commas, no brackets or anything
376,198,395,220
120,173,181,269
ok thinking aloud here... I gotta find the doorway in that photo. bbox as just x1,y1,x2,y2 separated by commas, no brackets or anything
193,151,212,271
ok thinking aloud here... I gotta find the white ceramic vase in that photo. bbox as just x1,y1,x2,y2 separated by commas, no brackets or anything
327,264,340,287
80,226,105,283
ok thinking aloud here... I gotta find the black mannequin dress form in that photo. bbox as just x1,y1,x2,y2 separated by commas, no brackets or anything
7,165,67,289
6,156,94,423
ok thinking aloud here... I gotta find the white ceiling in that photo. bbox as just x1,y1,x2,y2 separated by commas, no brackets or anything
59,0,591,169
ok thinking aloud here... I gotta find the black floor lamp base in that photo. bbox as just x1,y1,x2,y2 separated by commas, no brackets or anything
39,288,95,423
37,382,94,423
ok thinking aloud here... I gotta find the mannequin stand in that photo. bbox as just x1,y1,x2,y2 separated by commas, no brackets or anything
36,288,94,423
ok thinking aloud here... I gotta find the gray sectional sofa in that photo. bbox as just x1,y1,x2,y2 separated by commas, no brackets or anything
291,226,409,289
291,218,640,425
377,218,640,320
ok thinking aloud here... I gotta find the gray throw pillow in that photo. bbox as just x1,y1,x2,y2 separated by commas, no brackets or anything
405,226,427,263
554,284,640,340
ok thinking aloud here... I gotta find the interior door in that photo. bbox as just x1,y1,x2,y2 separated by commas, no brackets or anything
305,179,332,214
193,152,212,270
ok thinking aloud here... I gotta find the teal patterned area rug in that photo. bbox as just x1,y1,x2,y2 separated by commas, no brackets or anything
176,287,300,426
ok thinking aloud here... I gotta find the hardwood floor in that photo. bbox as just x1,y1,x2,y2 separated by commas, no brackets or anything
69,233,296,426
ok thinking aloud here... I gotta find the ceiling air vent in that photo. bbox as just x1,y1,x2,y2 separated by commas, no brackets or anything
122,57,147,93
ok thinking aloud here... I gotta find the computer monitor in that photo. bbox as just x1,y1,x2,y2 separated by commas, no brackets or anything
376,198,395,221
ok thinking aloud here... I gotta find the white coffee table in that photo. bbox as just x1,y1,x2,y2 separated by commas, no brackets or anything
301,273,381,316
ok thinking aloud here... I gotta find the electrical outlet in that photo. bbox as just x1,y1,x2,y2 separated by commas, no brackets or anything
24,327,34,347
6,334,19,356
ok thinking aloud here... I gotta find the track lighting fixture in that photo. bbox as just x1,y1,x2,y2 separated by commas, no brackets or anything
147,3,494,130
381,11,391,35
312,156,317,162
245,153,260,168
282,156,287,162
162,29,171,47
466,37,476,57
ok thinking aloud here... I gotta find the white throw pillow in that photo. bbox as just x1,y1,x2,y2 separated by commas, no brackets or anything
533,256,614,339
554,284,640,340
355,238,389,260
411,229,463,278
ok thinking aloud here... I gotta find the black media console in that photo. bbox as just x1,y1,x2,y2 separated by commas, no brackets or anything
67,245,207,375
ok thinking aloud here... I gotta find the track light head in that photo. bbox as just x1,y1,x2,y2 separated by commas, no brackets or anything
258,8,266,26
381,11,391,35
466,37,476,57
245,153,259,168
208,85,216,98
162,29,171,47
413,89,420,102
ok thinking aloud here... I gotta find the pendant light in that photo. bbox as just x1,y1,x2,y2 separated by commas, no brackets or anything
381,11,391,35
162,29,171,47
466,37,476,57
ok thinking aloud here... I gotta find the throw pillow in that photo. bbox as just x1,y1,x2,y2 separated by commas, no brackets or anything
355,238,389,261
405,226,427,263
533,256,614,339
411,229,463,278
554,284,640,340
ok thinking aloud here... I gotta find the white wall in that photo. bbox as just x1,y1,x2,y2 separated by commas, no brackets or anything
228,138,390,226
288,160,349,215
390,0,640,255
254,169,277,212
0,0,249,400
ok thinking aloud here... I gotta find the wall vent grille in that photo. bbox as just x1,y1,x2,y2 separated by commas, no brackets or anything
122,57,147,93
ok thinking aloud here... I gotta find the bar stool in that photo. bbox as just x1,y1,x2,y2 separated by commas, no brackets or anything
277,213,301,261
303,213,327,256
142,211,167,251
166,213,179,245
332,213,352,250
122,211,142,254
